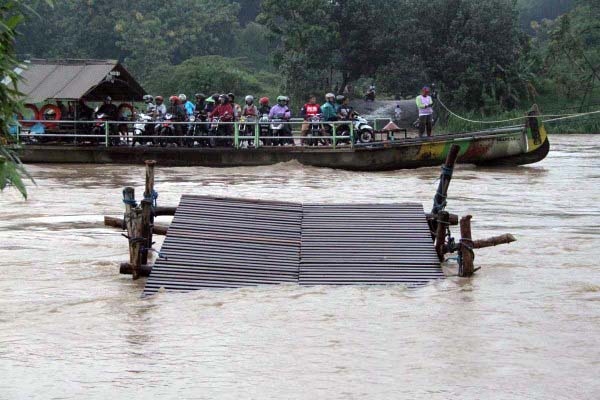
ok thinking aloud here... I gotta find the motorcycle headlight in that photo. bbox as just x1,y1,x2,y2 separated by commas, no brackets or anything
189,116,196,122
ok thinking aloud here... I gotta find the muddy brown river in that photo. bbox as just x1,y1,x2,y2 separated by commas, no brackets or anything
1,135,599,399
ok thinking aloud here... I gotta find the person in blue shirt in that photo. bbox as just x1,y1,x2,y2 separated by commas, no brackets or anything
179,94,195,117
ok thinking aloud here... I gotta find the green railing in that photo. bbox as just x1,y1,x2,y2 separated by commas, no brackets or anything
11,118,393,149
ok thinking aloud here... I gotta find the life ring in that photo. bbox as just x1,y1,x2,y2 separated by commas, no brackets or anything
39,104,62,129
17,104,40,127
118,103,135,120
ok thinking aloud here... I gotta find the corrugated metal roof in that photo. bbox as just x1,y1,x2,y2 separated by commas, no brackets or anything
143,196,444,295
15,59,145,103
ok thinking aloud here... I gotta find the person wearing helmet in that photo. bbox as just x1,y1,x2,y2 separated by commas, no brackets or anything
209,94,234,121
97,96,118,120
416,86,434,137
320,93,337,122
268,96,291,120
143,95,155,113
258,97,271,115
154,96,167,117
194,93,206,111
179,93,195,118
269,96,292,144
227,93,241,121
300,94,321,144
203,96,216,114
242,95,258,117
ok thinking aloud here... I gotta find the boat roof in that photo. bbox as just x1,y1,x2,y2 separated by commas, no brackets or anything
12,59,146,103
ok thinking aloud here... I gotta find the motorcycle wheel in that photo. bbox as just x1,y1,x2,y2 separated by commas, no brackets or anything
359,129,374,143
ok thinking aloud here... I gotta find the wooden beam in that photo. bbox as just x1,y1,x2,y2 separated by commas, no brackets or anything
104,216,168,235
473,234,516,249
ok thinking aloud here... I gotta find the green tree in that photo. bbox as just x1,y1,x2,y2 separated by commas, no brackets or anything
1,0,45,199
144,56,265,98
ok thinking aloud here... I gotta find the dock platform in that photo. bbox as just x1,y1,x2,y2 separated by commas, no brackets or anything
143,196,444,295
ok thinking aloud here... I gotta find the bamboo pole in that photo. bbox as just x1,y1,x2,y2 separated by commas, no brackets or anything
459,215,475,277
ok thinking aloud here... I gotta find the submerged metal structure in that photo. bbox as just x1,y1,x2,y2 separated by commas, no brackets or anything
143,196,443,295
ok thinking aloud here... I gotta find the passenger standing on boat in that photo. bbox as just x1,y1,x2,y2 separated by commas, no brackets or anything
258,97,271,115
416,86,434,137
300,95,320,144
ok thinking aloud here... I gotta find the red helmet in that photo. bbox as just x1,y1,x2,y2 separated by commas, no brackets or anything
155,96,163,102
169,95,179,104
259,97,269,105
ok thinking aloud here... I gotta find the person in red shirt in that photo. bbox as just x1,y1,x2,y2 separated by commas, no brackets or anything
209,94,235,138
209,94,234,121
300,95,321,145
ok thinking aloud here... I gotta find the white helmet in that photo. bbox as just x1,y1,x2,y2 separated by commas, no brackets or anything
325,92,335,100
245,95,254,103
143,94,154,103
178,94,187,102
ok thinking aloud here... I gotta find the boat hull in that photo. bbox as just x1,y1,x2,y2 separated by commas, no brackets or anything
15,124,549,171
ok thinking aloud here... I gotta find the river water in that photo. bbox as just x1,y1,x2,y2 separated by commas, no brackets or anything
1,135,599,399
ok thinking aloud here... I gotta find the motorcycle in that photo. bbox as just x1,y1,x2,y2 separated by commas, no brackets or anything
258,114,271,146
209,113,233,147
305,114,323,146
189,111,209,147
157,113,176,147
133,112,154,146
91,112,112,145
239,115,257,147
270,113,291,146
352,112,375,143
365,89,376,102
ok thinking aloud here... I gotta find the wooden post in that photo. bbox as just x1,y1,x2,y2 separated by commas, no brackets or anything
431,144,460,215
141,160,156,265
130,208,144,280
122,187,136,265
434,211,449,260
459,215,475,277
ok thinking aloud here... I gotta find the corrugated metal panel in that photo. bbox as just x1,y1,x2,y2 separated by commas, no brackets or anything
18,60,116,103
298,204,444,286
143,197,444,295
143,196,303,295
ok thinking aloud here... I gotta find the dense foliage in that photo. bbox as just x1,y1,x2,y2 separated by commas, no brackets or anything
1,0,39,199
12,0,600,115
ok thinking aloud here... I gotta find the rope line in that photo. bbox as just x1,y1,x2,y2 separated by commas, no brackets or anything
436,97,600,125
